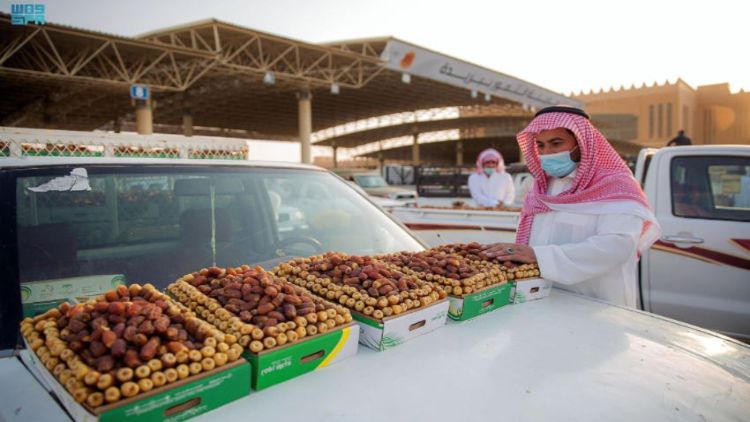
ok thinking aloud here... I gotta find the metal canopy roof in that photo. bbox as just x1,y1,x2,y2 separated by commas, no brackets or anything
315,114,518,148
313,105,532,148
0,14,577,142
361,136,521,164
359,135,643,165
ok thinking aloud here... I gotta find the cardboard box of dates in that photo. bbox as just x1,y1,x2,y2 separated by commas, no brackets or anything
273,253,449,351
380,246,512,321
20,283,251,422
21,274,126,318
486,261,547,303
428,243,549,306
506,264,550,303
168,265,359,390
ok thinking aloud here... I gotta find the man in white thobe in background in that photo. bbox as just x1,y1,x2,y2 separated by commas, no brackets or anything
468,148,515,207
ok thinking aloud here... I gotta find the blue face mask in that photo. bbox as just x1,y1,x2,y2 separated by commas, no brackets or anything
539,147,579,177
483,167,496,176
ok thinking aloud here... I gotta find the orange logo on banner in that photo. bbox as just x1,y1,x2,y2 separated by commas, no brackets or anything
400,51,416,69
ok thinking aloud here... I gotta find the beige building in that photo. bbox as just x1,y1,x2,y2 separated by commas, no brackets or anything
574,80,750,148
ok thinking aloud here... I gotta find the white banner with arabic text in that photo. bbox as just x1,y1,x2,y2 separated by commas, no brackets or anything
380,40,581,109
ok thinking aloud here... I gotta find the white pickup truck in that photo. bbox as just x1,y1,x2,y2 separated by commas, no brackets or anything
0,150,748,421
389,146,750,341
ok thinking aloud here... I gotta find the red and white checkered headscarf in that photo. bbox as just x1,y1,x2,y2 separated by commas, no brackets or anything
515,111,659,253
475,148,505,174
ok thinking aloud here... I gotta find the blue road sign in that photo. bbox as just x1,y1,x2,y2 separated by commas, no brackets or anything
130,85,150,100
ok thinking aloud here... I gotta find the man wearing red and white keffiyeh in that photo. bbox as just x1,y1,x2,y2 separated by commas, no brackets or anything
468,148,515,207
482,106,661,307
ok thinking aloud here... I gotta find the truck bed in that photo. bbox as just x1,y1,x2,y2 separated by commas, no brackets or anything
388,205,519,246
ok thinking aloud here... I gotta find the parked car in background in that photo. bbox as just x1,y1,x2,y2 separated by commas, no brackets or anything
412,163,530,206
334,169,418,206
637,145,750,341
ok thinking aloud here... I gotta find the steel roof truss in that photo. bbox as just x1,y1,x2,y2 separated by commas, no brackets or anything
0,27,40,65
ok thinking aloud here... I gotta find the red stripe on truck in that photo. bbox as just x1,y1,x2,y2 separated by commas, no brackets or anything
731,239,750,254
653,241,750,271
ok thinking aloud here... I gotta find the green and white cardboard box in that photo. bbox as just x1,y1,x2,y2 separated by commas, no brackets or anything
447,282,513,321
353,299,449,351
511,277,553,303
24,340,251,422
20,274,125,317
243,323,359,390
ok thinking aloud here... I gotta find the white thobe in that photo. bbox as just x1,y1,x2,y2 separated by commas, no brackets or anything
468,172,515,207
529,170,644,307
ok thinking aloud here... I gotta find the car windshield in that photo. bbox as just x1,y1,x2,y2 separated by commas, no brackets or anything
10,164,423,298
353,175,388,188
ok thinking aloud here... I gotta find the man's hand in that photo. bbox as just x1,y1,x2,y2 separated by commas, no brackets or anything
480,242,537,264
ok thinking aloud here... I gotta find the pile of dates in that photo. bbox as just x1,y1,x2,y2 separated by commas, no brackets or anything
377,250,506,296
273,252,447,321
168,265,351,354
502,263,541,280
428,242,490,262
20,284,241,409
428,243,542,280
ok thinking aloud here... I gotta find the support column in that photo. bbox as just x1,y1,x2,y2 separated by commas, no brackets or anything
297,90,312,164
135,99,153,135
182,108,194,137
456,140,464,166
411,128,420,165
332,143,338,169
378,141,385,175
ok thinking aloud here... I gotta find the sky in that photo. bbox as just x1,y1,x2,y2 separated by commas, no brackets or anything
4,0,746,94
2,0,748,161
